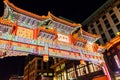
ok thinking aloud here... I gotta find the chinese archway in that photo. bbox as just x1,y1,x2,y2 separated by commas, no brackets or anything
0,0,111,80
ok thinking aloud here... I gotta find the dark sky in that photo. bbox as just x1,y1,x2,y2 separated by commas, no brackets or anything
0,0,107,80
0,0,107,22
0,57,25,80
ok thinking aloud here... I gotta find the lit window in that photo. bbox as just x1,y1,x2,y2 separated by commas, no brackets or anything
76,64,88,76
43,73,47,76
67,67,75,79
89,64,94,73
48,73,53,76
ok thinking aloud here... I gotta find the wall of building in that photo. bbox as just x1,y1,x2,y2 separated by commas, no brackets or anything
82,0,120,79
52,59,104,80
24,56,54,80
83,0,120,45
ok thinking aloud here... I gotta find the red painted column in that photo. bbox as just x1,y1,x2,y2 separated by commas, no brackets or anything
102,62,111,80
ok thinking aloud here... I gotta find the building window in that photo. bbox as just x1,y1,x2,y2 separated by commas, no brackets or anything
88,63,94,73
101,33,107,43
76,64,89,76
92,28,96,34
43,62,47,69
108,29,115,38
111,14,119,24
48,73,53,76
48,61,53,68
98,24,103,33
104,19,111,29
37,60,41,69
117,3,120,9
67,67,75,79
90,24,94,29
109,9,114,14
116,23,120,32
93,64,101,71
43,73,47,76
102,15,106,20
96,20,100,24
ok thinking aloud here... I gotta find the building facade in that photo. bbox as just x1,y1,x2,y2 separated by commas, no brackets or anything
82,0,120,45
24,56,54,80
24,56,104,80
82,0,120,80
51,58,104,80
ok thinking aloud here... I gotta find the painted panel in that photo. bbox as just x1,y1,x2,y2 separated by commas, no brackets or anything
16,27,33,39
57,34,69,43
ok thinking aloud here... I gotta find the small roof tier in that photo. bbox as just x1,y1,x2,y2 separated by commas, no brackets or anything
80,28,101,38
4,0,48,20
48,12,81,27
0,18,15,27
80,27,101,43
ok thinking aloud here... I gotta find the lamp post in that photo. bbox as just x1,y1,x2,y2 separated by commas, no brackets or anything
117,32,120,35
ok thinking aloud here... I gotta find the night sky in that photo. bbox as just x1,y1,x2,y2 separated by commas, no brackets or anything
0,0,107,80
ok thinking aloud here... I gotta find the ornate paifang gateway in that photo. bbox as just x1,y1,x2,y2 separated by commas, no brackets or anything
0,0,105,63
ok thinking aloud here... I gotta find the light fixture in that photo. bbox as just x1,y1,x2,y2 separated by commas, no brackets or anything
43,54,49,62
117,32,120,35
80,59,86,65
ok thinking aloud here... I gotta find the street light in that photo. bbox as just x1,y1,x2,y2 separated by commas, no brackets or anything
80,59,86,65
117,32,120,35
43,54,49,62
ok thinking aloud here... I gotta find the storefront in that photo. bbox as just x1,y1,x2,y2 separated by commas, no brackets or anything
105,35,120,80
51,59,104,80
